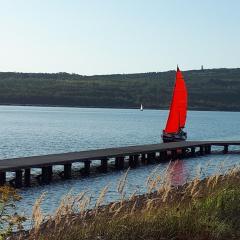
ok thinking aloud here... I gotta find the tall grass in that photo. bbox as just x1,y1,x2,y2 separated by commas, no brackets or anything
11,164,240,240
0,186,25,240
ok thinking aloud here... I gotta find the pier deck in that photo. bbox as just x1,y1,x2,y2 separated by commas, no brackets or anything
0,140,239,187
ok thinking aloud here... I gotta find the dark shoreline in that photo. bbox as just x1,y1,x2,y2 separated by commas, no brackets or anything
1,103,240,113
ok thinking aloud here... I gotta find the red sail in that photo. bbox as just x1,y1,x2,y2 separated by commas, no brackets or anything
164,67,187,133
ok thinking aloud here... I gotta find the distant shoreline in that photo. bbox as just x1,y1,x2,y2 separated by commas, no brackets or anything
1,68,240,113
0,103,240,112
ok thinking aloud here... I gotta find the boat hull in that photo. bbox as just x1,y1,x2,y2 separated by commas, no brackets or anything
161,130,187,143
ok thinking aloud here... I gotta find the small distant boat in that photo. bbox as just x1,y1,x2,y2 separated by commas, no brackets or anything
162,66,188,142
140,104,143,111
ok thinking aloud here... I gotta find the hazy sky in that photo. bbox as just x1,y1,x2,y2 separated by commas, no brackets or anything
0,0,239,75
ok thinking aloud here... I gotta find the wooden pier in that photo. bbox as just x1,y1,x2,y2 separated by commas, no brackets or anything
0,140,239,188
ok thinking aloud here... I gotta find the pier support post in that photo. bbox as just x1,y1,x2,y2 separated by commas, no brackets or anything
134,154,139,166
205,145,211,154
199,146,204,156
147,152,155,164
141,153,147,164
100,158,108,172
155,152,161,162
159,151,168,162
49,166,53,182
223,145,228,154
177,149,184,159
159,152,164,162
119,157,125,169
129,155,138,168
115,157,124,170
190,147,196,157
129,156,134,168
15,170,23,188
64,164,72,179
171,150,177,160
24,169,31,187
83,160,91,176
181,148,187,159
166,151,171,160
0,172,6,186
42,166,52,184
204,146,208,154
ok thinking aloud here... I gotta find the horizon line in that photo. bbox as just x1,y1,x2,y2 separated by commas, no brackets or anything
0,66,239,77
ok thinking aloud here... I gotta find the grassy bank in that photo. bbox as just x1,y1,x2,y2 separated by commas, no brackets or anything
8,163,239,240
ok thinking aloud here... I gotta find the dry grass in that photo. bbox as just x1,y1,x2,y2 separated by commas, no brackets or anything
0,186,25,240
10,163,240,240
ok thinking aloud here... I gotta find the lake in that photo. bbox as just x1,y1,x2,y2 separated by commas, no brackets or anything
0,105,240,221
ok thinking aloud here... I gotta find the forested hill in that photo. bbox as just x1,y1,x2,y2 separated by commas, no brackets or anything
0,68,240,111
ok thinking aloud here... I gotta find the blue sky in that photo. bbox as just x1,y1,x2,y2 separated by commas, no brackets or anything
0,0,239,75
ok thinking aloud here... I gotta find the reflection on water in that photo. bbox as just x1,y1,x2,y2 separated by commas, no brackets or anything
0,106,240,222
168,160,187,186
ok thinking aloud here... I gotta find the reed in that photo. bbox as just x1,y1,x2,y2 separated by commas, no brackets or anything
0,186,26,240
8,163,240,240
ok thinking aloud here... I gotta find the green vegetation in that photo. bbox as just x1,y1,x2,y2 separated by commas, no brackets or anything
0,68,240,110
0,186,25,240
62,187,240,240
11,165,240,240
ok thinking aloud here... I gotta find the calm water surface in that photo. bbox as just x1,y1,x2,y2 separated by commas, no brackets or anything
0,106,240,220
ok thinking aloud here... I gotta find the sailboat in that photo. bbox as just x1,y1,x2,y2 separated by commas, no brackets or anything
162,66,188,142
140,104,143,111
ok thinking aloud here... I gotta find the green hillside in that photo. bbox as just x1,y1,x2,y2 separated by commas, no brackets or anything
0,68,240,111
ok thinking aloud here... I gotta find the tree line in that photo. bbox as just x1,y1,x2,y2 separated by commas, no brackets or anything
0,68,240,111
